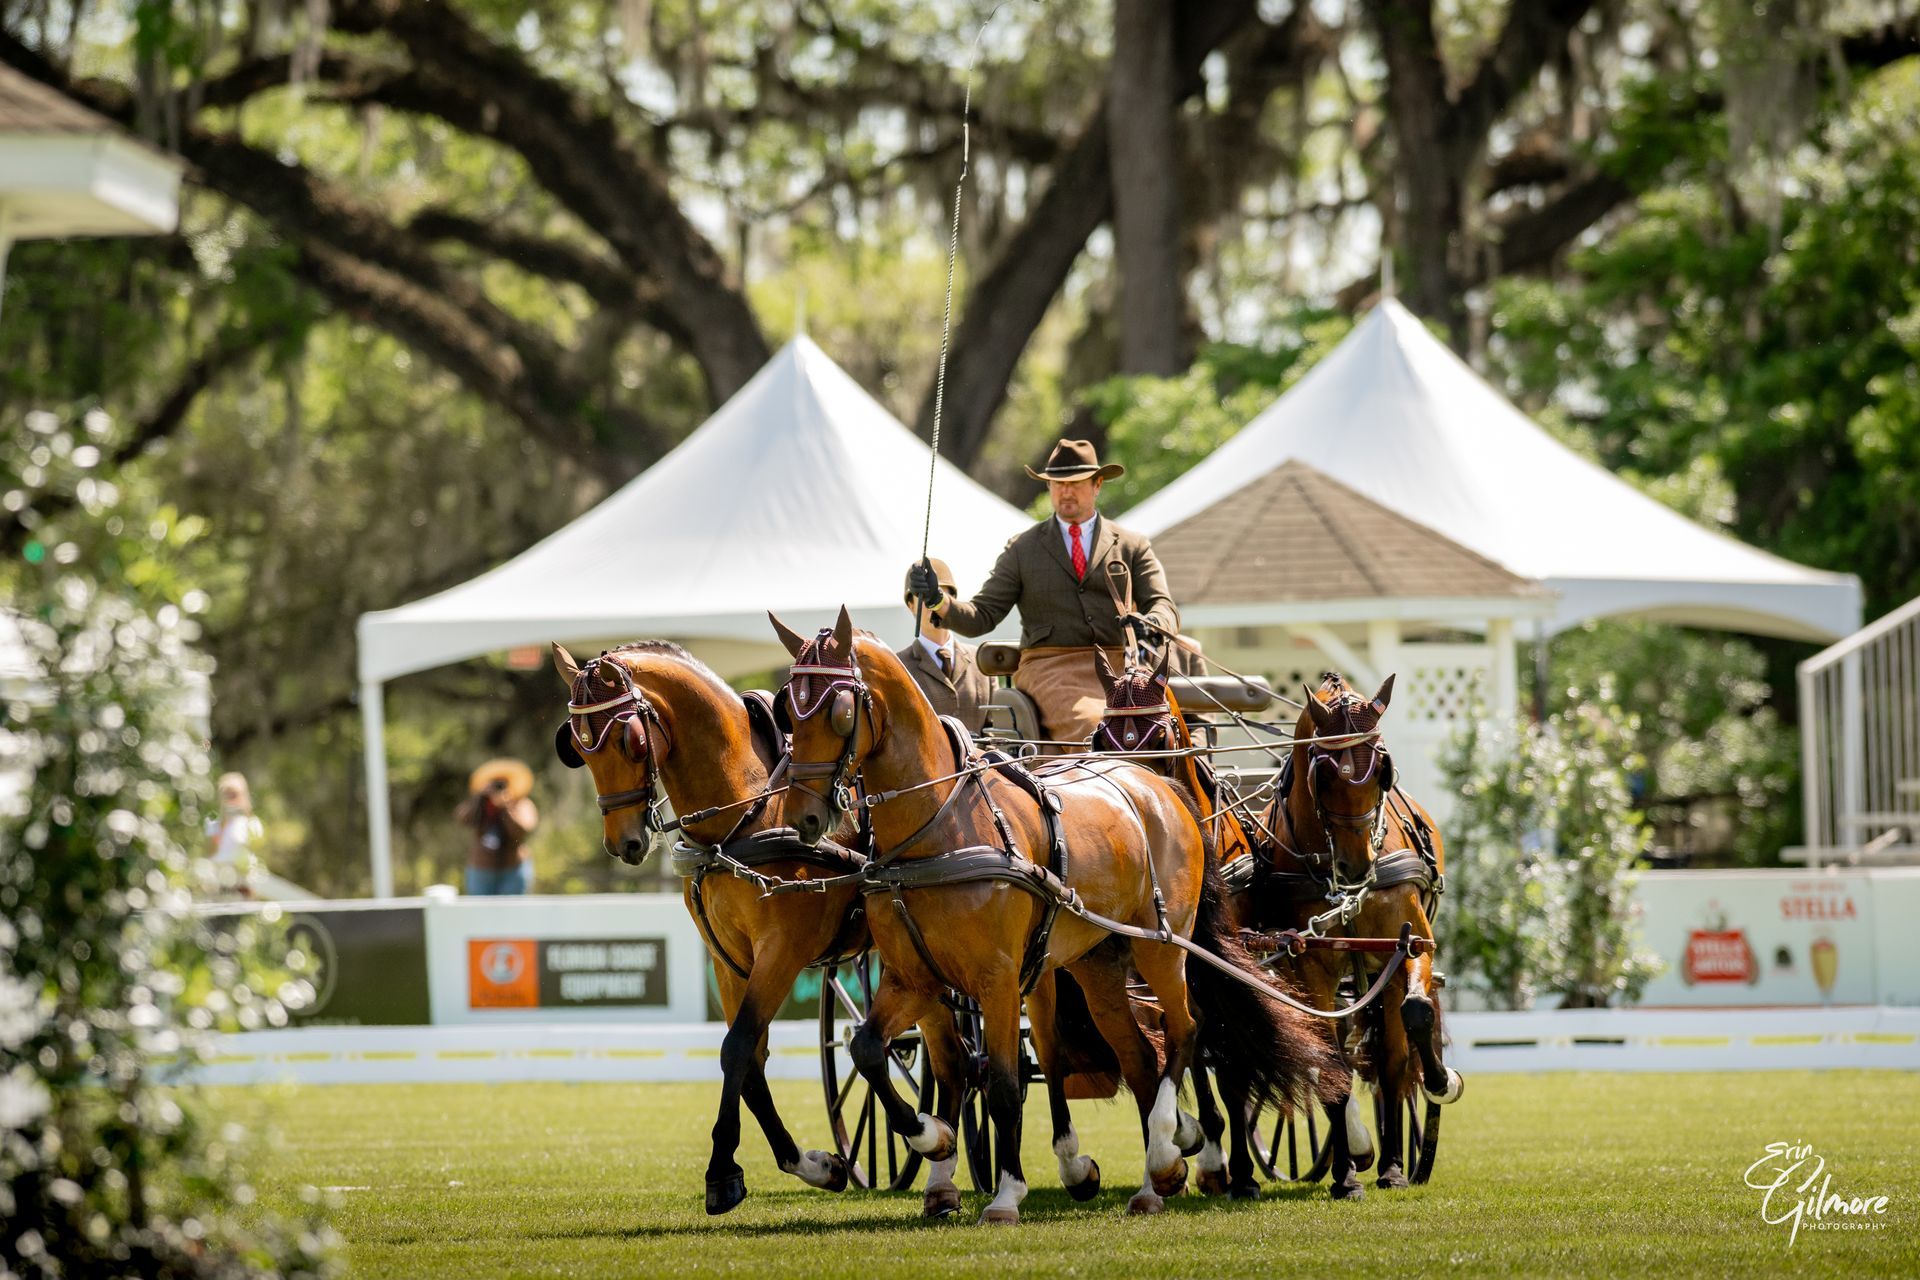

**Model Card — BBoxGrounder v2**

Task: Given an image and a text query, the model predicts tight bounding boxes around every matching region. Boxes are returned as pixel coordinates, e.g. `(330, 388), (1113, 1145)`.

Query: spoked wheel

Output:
(819, 954), (931, 1191)
(1247, 1094), (1334, 1183)
(948, 997), (1034, 1194)
(1409, 1096), (1441, 1184)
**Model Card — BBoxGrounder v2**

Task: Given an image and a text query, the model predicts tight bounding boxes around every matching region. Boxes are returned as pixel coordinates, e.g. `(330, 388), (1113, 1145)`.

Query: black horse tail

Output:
(1188, 850), (1346, 1112)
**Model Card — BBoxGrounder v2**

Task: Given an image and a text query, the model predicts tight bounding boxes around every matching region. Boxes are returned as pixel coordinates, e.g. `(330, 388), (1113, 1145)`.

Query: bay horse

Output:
(551, 641), (882, 1215)
(773, 608), (1340, 1225)
(1251, 671), (1462, 1196)
(1090, 648), (1291, 1200)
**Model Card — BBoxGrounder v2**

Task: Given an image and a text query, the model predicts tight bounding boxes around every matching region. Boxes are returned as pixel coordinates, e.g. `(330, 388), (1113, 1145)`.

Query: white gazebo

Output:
(0, 63), (183, 320)
(355, 336), (1028, 893)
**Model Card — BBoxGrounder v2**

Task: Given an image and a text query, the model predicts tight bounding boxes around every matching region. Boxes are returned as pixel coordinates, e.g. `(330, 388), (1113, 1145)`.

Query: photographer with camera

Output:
(455, 758), (540, 895)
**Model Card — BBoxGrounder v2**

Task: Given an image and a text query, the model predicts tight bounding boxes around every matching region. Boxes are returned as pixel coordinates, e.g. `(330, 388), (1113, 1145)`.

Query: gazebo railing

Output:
(1798, 595), (1920, 864)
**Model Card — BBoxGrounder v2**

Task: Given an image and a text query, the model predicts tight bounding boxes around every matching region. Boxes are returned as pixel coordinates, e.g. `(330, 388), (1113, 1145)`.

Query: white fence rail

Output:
(1798, 595), (1920, 864)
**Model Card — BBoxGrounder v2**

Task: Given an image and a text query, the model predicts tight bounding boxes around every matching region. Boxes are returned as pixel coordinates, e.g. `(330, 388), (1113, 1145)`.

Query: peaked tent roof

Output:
(1155, 459), (1548, 615)
(357, 337), (1028, 682)
(1125, 299), (1860, 643)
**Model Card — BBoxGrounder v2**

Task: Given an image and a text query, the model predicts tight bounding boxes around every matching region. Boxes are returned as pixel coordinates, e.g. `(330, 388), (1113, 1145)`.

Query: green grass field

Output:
(214, 1072), (1917, 1278)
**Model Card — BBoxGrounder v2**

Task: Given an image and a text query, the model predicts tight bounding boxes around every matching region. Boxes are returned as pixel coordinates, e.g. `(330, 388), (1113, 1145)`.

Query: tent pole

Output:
(361, 678), (395, 899)
(1531, 618), (1550, 724)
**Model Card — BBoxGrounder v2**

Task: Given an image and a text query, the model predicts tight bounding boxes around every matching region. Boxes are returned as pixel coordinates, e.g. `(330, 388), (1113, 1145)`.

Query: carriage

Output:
(805, 637), (1449, 1195)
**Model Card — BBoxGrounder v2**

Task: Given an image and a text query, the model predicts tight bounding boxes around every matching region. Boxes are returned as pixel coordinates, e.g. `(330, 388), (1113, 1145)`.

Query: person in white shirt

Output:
(206, 771), (264, 895)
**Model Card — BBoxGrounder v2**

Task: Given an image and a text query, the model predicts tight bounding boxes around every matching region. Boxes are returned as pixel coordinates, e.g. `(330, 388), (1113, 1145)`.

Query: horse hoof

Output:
(923, 1186), (962, 1219)
(1229, 1179), (1261, 1201)
(705, 1170), (747, 1216)
(1330, 1176), (1365, 1202)
(1066, 1157), (1102, 1202)
(1195, 1166), (1231, 1197)
(1377, 1168), (1410, 1190)
(1150, 1157), (1188, 1198)
(979, 1205), (1020, 1226)
(819, 1153), (849, 1193)
(1126, 1190), (1165, 1216)
(1174, 1111), (1205, 1157)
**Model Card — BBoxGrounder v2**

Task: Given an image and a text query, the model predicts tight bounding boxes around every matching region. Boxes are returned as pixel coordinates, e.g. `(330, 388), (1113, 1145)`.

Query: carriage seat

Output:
(981, 686), (1044, 746)
(1170, 674), (1275, 714)
(976, 640), (1022, 676)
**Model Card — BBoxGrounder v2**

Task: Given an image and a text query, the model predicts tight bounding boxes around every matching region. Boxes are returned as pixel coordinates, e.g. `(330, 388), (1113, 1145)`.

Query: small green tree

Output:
(1, 408), (335, 1278)
(1440, 699), (1663, 1010)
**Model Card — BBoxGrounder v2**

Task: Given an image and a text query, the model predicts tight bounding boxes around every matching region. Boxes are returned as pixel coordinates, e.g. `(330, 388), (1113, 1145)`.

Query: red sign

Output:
(1682, 929), (1759, 984)
(468, 938), (538, 1008)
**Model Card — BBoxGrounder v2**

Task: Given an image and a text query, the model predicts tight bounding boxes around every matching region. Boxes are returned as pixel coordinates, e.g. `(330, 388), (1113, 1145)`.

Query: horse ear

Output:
(552, 642), (581, 689)
(832, 605), (854, 656)
(1372, 672), (1396, 715)
(769, 612), (807, 657)
(1303, 683), (1335, 732)
(1094, 648), (1119, 698)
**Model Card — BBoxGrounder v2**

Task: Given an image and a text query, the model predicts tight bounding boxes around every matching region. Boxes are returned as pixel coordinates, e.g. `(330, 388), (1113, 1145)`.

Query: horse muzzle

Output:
(605, 835), (652, 866)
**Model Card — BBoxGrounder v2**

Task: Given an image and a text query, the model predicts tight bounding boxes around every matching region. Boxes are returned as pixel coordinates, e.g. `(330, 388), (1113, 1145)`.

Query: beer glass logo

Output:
(1810, 935), (1837, 1001)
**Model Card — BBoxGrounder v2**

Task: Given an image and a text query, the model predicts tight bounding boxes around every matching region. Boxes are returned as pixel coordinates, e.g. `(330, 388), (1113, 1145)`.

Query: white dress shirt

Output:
(916, 635), (953, 673)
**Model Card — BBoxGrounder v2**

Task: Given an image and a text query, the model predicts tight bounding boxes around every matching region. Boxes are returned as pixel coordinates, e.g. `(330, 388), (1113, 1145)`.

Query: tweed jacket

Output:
(937, 515), (1178, 651)
(895, 638), (995, 734)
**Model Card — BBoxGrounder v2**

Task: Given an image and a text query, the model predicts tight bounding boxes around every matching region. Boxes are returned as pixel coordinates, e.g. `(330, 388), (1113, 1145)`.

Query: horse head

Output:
(770, 606), (890, 847)
(551, 642), (675, 866)
(1092, 645), (1176, 753)
(1296, 671), (1397, 882)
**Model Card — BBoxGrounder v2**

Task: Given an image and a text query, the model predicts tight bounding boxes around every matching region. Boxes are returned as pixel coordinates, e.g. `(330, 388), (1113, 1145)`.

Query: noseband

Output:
(784, 634), (879, 817)
(1092, 700), (1172, 753)
(558, 656), (672, 825)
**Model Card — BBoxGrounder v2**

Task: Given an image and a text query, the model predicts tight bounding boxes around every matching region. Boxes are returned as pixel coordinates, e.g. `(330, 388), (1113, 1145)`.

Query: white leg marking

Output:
(1146, 1078), (1180, 1171)
(782, 1150), (839, 1188)
(926, 1154), (958, 1193)
(1173, 1110), (1202, 1152)
(1054, 1126), (1094, 1187)
(1196, 1139), (1226, 1175)
(987, 1171), (1028, 1215)
(1344, 1092), (1373, 1160)
(906, 1112), (948, 1155)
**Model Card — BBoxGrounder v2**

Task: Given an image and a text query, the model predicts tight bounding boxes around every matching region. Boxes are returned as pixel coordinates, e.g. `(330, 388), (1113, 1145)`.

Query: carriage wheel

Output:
(1410, 1097), (1442, 1184)
(1247, 1095), (1333, 1183)
(948, 998), (1034, 1194)
(819, 955), (930, 1192)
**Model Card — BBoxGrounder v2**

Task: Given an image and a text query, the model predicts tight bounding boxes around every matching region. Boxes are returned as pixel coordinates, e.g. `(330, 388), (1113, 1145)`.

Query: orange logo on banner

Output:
(469, 938), (537, 1008)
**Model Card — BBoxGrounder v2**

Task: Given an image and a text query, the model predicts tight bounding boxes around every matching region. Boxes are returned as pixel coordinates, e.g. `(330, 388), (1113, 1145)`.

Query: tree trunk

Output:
(1108, 0), (1188, 375)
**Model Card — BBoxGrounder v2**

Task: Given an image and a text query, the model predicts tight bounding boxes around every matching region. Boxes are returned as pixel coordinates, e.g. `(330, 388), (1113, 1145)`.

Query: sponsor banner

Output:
(469, 936), (669, 1011)
(1635, 871), (1878, 1006)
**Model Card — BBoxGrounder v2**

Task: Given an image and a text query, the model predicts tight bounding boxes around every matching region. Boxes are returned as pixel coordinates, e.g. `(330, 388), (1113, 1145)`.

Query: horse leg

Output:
(1218, 1060), (1261, 1198)
(975, 974), (1031, 1226)
(1399, 903), (1464, 1104)
(727, 941), (848, 1196)
(1127, 938), (1202, 1211)
(1374, 976), (1411, 1189)
(916, 1014), (968, 1219)
(848, 976), (952, 1162)
(1067, 954), (1172, 1216)
(1306, 958), (1364, 1201)
(1026, 970), (1101, 1203)
(1187, 1062), (1231, 1195)
(705, 960), (766, 1214)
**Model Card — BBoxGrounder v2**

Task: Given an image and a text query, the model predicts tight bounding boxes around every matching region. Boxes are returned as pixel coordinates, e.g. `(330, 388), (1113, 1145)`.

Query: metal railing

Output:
(1798, 595), (1920, 865)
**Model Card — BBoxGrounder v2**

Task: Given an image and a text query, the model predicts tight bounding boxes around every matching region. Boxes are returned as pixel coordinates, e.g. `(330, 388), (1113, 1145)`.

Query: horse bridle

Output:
(1091, 699), (1173, 753)
(1301, 703), (1391, 877)
(783, 634), (881, 817)
(556, 656), (673, 826)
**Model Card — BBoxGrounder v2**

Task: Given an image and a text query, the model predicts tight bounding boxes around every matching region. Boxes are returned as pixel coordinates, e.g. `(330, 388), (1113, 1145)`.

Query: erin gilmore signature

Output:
(1743, 1141), (1891, 1246)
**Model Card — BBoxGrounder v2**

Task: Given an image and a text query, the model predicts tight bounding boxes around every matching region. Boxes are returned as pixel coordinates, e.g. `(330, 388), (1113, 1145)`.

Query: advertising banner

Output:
(1634, 871), (1878, 1007)
(468, 936), (669, 1010)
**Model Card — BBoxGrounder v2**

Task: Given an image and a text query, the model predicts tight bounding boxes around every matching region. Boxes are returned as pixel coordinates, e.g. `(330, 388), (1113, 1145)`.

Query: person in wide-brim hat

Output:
(468, 758), (535, 802)
(1024, 437), (1125, 484)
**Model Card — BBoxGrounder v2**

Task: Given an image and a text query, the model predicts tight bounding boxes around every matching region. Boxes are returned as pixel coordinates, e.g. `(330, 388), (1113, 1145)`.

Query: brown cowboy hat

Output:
(469, 758), (535, 802)
(903, 557), (958, 606)
(1025, 437), (1125, 483)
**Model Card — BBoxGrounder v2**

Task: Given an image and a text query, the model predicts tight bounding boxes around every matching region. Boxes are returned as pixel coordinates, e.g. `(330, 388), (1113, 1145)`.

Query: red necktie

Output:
(1069, 522), (1087, 579)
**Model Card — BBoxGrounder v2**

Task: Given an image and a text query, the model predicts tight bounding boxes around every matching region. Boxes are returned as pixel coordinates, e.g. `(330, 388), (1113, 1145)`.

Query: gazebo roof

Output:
(0, 62), (182, 242)
(0, 61), (119, 133)
(1154, 459), (1551, 624)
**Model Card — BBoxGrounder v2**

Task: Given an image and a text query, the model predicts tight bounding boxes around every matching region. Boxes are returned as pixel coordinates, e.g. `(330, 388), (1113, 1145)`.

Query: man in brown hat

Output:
(455, 759), (539, 895)
(907, 438), (1177, 745)
(896, 557), (995, 733)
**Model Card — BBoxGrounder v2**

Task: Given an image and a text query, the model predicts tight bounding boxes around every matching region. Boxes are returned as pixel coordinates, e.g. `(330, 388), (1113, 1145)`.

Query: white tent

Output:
(355, 336), (1028, 893)
(1126, 298), (1861, 644)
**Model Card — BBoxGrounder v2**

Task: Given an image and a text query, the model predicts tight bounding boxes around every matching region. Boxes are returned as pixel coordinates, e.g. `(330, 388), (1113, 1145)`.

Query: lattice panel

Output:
(1402, 658), (1488, 723)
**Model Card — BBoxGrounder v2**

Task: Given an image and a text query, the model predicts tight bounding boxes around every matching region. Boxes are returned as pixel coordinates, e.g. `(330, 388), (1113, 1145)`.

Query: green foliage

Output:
(1, 409), (336, 1277)
(1441, 703), (1663, 1010)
